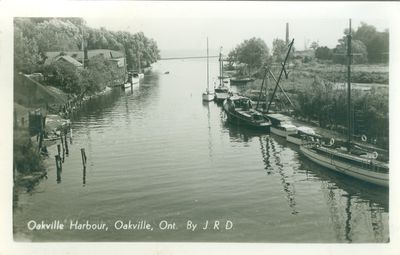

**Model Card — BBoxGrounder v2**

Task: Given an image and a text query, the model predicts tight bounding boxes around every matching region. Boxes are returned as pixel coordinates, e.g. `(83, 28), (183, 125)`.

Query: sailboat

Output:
(214, 48), (231, 103)
(202, 37), (214, 101)
(299, 20), (389, 187)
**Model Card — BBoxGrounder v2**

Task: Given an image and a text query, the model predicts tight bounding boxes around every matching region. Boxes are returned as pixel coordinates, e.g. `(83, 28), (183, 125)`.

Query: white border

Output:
(1, 1), (399, 254)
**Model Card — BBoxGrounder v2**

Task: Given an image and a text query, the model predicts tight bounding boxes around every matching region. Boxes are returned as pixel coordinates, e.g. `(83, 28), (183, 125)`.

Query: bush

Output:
(14, 129), (44, 174)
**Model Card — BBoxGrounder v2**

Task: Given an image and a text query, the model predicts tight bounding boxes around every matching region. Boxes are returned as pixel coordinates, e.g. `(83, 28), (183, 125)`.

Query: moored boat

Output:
(202, 91), (214, 101)
(123, 77), (139, 88)
(202, 38), (214, 102)
(287, 126), (320, 145)
(300, 143), (388, 187)
(214, 86), (230, 103)
(223, 95), (271, 130)
(214, 49), (231, 103)
(230, 77), (254, 85)
(299, 20), (389, 187)
(271, 123), (297, 137)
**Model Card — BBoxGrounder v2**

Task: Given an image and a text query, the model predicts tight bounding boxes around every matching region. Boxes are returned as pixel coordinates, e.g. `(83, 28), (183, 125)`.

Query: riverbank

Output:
(231, 62), (389, 149)
(13, 82), (114, 194)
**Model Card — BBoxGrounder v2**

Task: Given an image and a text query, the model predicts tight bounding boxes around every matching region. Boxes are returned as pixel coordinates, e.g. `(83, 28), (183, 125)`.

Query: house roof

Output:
(56, 55), (83, 67)
(45, 49), (125, 65)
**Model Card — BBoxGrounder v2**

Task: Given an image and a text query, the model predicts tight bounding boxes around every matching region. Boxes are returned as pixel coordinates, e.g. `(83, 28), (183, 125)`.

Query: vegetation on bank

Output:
(13, 17), (161, 179)
(14, 129), (45, 175)
(14, 18), (160, 73)
(227, 22), (389, 149)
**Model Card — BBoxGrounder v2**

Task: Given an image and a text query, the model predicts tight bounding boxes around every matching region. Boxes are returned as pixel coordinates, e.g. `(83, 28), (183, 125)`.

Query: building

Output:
(45, 49), (125, 66)
(53, 55), (84, 69)
(45, 49), (127, 86)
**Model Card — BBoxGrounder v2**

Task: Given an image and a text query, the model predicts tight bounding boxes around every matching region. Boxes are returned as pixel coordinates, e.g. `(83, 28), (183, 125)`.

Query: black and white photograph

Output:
(1, 0), (399, 254)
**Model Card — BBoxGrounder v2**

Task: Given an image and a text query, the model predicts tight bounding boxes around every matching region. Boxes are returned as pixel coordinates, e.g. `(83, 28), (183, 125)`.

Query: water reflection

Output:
(261, 135), (299, 215)
(203, 101), (213, 159)
(223, 121), (388, 242)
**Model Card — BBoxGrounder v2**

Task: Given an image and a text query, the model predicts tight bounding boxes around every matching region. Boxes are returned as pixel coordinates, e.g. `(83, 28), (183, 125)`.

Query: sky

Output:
(83, 1), (392, 57)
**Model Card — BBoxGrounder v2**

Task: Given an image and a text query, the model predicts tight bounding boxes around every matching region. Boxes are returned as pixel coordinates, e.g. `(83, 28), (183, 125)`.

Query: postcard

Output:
(1, 1), (399, 254)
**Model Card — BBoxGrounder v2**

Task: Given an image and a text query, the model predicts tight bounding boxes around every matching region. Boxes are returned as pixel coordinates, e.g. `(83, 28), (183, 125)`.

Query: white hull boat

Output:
(271, 123), (297, 137)
(300, 144), (388, 187)
(202, 92), (214, 101)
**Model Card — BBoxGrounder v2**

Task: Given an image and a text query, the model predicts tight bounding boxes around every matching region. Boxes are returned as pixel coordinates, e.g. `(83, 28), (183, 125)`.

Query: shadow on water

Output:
(262, 133), (388, 242)
(222, 118), (388, 242)
(71, 71), (161, 122)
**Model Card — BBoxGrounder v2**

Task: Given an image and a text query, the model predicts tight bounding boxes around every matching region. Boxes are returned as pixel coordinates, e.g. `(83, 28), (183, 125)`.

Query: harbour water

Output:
(13, 59), (389, 242)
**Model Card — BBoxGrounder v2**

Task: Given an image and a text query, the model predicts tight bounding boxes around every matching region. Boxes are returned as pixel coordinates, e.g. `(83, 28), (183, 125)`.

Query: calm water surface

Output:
(13, 59), (389, 242)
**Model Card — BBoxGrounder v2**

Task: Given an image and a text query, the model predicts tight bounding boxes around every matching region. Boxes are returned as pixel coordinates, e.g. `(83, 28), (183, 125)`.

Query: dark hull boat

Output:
(223, 95), (271, 130)
(230, 77), (254, 85)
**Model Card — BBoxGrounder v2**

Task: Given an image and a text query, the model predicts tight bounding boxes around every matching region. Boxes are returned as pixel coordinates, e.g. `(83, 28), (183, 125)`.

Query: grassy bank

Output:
(237, 63), (389, 149)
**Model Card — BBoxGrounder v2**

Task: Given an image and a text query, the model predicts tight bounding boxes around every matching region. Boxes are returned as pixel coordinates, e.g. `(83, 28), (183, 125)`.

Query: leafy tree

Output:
(346, 22), (389, 63)
(333, 39), (368, 64)
(14, 26), (43, 73)
(226, 47), (238, 70)
(272, 38), (287, 63)
(34, 19), (81, 53)
(44, 61), (83, 94)
(86, 55), (114, 92)
(367, 31), (389, 63)
(236, 37), (269, 75)
(315, 46), (333, 60)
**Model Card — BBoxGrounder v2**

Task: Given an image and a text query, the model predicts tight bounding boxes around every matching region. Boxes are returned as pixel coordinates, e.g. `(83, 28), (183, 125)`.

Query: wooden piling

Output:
(64, 133), (69, 155)
(57, 144), (61, 157)
(55, 155), (62, 183)
(81, 148), (87, 168)
(83, 166), (86, 186)
(21, 117), (25, 127)
(61, 134), (65, 162)
(70, 127), (73, 144)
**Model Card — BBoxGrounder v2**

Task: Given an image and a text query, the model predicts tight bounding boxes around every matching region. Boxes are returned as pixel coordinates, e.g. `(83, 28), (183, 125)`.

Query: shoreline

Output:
(13, 85), (116, 199)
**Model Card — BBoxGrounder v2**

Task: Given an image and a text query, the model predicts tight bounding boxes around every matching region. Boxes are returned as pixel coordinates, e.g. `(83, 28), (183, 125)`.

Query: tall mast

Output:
(347, 19), (352, 148)
(207, 37), (209, 92)
(219, 47), (223, 87)
(138, 52), (141, 73)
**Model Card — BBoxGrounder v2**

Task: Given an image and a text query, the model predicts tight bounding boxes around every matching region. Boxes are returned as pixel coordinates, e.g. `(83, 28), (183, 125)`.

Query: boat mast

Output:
(347, 19), (352, 149)
(219, 47), (223, 87)
(207, 37), (209, 92)
(138, 51), (141, 73)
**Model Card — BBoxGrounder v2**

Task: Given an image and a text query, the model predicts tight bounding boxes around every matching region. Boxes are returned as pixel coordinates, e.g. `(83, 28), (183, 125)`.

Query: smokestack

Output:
(286, 23), (289, 45)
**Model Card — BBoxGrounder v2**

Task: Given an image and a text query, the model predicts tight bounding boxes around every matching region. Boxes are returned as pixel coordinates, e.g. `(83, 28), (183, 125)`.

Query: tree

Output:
(34, 19), (81, 53)
(367, 31), (389, 63)
(14, 26), (43, 73)
(272, 38), (287, 63)
(315, 46), (333, 60)
(44, 61), (83, 94)
(352, 22), (389, 63)
(226, 47), (239, 70)
(333, 39), (368, 64)
(236, 37), (269, 75)
(310, 41), (319, 50)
